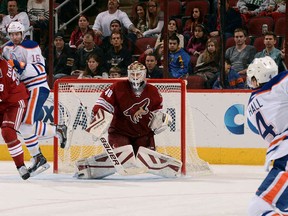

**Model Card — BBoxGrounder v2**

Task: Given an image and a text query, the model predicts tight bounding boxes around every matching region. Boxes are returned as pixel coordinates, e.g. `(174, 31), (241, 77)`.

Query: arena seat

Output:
(186, 75), (206, 89)
(247, 16), (274, 38)
(133, 37), (157, 56)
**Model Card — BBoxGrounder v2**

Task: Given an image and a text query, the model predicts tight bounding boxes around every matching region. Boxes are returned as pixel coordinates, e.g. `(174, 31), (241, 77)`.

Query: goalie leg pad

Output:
(76, 154), (116, 179)
(136, 146), (182, 178)
(76, 145), (140, 179)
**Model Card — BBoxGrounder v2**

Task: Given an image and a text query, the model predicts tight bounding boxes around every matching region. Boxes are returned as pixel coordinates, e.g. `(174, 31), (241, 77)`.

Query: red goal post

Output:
(53, 79), (211, 175)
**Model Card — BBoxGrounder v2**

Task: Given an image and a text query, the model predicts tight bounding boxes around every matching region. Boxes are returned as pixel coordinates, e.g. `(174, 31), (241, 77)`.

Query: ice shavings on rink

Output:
(0, 162), (266, 216)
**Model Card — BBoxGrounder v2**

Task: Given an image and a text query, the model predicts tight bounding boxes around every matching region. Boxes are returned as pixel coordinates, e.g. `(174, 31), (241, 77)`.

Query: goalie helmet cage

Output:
(53, 79), (211, 176)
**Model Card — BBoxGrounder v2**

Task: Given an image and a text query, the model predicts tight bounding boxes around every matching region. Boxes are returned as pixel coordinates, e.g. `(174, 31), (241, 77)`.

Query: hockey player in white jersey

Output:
(3, 21), (67, 176)
(246, 56), (288, 216)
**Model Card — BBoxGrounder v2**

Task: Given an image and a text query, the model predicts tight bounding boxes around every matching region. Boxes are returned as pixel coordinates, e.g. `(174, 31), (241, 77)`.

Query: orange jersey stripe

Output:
(25, 89), (38, 124)
(263, 172), (288, 204)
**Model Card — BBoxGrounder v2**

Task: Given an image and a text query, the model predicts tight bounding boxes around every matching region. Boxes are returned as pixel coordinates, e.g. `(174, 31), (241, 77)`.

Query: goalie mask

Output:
(127, 61), (147, 90)
(246, 56), (278, 88)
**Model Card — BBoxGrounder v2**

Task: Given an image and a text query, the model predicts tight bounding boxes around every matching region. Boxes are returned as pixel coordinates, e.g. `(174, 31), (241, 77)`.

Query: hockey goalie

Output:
(75, 61), (182, 179)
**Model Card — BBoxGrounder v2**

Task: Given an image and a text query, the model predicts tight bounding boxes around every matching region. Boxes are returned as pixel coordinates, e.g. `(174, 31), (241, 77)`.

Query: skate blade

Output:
(30, 164), (50, 177)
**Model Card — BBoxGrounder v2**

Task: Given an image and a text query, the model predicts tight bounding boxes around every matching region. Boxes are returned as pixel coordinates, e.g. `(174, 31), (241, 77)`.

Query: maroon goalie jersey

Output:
(93, 80), (163, 137)
(0, 58), (29, 106)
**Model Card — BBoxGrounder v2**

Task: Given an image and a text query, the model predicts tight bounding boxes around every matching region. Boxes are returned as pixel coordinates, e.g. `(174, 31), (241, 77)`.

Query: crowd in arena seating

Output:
(0, 0), (286, 89)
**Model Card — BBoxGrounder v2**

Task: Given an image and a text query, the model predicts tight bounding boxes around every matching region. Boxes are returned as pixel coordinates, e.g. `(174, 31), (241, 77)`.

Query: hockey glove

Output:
(8, 59), (26, 75)
(148, 111), (172, 134)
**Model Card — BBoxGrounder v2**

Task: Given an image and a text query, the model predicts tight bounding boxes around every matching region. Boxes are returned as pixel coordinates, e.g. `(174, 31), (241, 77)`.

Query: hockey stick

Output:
(70, 87), (147, 176)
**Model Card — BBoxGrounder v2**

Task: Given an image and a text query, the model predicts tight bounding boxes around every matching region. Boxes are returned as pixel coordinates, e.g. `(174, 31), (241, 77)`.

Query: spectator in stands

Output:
(168, 34), (191, 78)
(77, 54), (107, 79)
(92, 0), (142, 38)
(208, 0), (242, 39)
(186, 24), (208, 68)
(143, 0), (164, 37)
(0, 0), (30, 39)
(237, 0), (273, 16)
(100, 19), (129, 52)
(27, 0), (49, 46)
(213, 58), (245, 89)
(145, 53), (163, 78)
(132, 2), (148, 34)
(0, 0), (27, 15)
(109, 66), (122, 78)
(69, 15), (100, 50)
(72, 33), (104, 73)
(257, 1), (286, 23)
(196, 37), (220, 66)
(194, 38), (220, 88)
(183, 7), (204, 44)
(225, 28), (257, 77)
(186, 24), (208, 56)
(43, 32), (75, 80)
(139, 41), (164, 67)
(254, 31), (282, 69)
(104, 31), (132, 76)
(145, 18), (184, 56)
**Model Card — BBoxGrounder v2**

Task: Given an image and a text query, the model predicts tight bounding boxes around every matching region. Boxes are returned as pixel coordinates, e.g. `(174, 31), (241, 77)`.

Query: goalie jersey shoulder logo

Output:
(123, 98), (150, 124)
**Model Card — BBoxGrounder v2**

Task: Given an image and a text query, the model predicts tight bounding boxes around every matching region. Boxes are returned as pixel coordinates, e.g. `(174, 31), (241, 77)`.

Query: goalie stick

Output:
(71, 87), (147, 176)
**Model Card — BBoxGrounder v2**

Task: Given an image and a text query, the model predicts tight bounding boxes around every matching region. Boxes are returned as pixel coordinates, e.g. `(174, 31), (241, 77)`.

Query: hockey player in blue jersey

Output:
(246, 56), (288, 215)
(3, 21), (67, 176)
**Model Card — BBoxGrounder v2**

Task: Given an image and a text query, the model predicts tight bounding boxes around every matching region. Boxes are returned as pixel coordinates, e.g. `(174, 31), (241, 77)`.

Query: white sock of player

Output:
(35, 121), (56, 139)
(23, 134), (40, 157)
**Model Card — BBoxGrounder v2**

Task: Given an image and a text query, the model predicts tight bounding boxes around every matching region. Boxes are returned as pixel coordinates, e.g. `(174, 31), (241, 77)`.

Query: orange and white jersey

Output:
(20, 63), (49, 91)
(3, 39), (45, 65)
(247, 71), (288, 170)
(3, 39), (48, 91)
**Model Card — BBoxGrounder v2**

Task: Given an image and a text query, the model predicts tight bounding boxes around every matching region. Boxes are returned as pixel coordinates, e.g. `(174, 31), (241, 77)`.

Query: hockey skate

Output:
(28, 152), (50, 177)
(56, 124), (67, 148)
(17, 165), (30, 180)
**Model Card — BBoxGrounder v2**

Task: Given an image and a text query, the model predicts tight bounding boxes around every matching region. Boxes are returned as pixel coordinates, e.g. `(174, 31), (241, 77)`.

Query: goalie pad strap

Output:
(136, 146), (182, 178)
(76, 145), (141, 179)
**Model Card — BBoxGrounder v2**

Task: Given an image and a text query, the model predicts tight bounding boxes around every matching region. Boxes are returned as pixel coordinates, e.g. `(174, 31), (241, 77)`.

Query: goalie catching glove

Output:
(148, 111), (172, 134)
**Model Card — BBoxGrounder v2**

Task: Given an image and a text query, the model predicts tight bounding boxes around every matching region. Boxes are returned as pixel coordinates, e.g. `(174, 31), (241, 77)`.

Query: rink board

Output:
(0, 90), (267, 165)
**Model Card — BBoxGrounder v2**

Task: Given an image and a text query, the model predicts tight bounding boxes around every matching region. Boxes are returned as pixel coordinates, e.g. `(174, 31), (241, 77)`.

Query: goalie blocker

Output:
(76, 146), (182, 179)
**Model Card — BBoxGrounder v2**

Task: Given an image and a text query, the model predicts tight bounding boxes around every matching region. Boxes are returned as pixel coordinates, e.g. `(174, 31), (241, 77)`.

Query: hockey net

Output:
(53, 79), (211, 175)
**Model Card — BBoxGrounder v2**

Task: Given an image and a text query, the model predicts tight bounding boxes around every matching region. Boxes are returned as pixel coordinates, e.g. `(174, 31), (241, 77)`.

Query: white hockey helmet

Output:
(246, 56), (278, 88)
(7, 21), (25, 36)
(127, 61), (147, 90)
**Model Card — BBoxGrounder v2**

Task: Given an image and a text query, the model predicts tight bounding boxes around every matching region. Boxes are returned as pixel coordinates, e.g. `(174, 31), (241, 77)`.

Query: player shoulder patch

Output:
(21, 40), (39, 49)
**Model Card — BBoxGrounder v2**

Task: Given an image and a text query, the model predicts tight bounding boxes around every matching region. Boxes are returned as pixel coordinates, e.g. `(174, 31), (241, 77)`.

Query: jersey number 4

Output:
(256, 112), (276, 140)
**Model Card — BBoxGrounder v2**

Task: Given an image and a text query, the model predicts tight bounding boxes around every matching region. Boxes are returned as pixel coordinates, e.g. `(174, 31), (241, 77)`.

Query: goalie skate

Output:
(28, 153), (50, 177)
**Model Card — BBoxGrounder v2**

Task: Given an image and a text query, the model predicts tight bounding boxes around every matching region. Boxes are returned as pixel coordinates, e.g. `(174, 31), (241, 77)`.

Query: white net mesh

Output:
(54, 79), (211, 175)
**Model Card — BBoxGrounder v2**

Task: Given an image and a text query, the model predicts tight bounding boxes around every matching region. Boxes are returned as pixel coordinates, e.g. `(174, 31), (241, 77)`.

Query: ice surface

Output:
(0, 162), (266, 216)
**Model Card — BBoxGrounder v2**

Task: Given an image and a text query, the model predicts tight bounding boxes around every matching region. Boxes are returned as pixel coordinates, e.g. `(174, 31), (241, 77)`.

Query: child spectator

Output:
(213, 59), (245, 89)
(186, 24), (208, 67)
(183, 7), (204, 44)
(196, 37), (220, 66)
(109, 66), (122, 78)
(186, 24), (208, 56)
